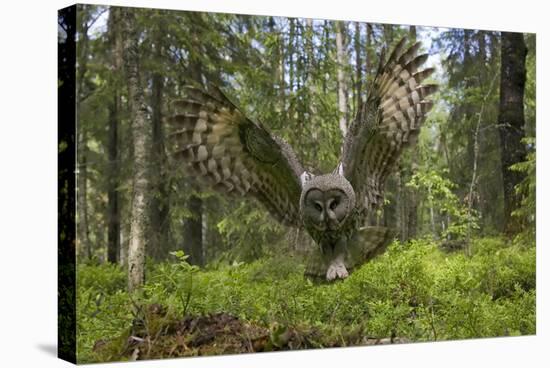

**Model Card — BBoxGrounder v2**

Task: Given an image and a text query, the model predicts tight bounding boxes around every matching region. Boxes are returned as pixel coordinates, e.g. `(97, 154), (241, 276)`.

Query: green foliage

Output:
(407, 169), (478, 239)
(433, 29), (508, 234)
(524, 33), (536, 137)
(217, 202), (286, 261)
(145, 251), (199, 314)
(77, 237), (535, 362)
(76, 264), (132, 363)
(76, 5), (536, 266)
(510, 137), (536, 246)
(74, 9), (536, 362)
(77, 263), (127, 294)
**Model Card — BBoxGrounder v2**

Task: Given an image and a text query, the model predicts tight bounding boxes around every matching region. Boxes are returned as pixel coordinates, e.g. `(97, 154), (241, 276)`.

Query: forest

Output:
(60, 4), (535, 363)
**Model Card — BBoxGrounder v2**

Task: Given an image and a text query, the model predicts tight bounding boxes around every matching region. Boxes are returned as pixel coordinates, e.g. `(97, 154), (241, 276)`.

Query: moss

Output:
(76, 237), (536, 363)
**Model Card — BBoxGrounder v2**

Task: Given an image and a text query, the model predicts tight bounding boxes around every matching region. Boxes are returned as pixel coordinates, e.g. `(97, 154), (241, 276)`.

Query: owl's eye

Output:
(329, 199), (340, 210)
(314, 203), (323, 212)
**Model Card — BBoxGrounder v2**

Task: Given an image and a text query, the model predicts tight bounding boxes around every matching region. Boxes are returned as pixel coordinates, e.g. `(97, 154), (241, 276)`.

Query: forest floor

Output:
(92, 307), (408, 361)
(77, 237), (535, 363)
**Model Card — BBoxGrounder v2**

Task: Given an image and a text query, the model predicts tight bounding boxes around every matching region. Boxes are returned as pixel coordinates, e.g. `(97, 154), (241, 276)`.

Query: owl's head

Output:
(300, 174), (356, 231)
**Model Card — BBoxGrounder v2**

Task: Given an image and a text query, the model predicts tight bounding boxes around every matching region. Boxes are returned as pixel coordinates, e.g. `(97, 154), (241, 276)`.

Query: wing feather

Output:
(342, 38), (437, 214)
(167, 85), (305, 226)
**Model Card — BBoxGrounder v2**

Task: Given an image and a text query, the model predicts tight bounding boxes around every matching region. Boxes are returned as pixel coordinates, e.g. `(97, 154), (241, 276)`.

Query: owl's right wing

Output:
(166, 85), (305, 227)
(340, 38), (437, 213)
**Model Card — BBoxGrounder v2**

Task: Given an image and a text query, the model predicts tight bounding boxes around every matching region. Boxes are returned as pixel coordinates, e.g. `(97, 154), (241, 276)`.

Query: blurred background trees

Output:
(74, 5), (535, 279)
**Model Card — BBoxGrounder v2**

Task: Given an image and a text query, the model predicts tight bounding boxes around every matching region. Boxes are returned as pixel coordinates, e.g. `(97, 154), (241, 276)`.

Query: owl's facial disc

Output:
(303, 188), (350, 231)
(325, 189), (349, 226)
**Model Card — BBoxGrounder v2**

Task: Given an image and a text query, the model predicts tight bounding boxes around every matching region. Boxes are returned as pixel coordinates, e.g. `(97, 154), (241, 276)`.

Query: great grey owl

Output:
(167, 38), (437, 281)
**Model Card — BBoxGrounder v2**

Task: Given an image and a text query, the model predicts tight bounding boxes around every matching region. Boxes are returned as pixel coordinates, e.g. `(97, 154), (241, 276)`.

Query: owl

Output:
(167, 38), (437, 281)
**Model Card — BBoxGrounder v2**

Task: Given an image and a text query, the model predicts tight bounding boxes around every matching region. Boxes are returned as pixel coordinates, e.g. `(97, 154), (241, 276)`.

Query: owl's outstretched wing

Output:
(341, 38), (437, 213)
(167, 85), (304, 226)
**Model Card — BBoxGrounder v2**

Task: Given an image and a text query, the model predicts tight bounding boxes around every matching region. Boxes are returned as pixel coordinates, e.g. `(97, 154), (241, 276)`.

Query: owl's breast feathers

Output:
(305, 206), (360, 246)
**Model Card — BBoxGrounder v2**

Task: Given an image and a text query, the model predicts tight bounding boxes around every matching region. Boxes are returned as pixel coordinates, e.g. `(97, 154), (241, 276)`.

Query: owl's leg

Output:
(325, 238), (349, 281)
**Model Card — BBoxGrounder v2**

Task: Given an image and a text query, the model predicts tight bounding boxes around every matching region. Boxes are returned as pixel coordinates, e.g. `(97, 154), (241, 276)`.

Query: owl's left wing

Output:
(341, 38), (437, 213)
(167, 85), (305, 226)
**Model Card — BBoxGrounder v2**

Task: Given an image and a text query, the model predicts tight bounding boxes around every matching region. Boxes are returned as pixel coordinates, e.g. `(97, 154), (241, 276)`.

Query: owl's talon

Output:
(326, 262), (349, 281)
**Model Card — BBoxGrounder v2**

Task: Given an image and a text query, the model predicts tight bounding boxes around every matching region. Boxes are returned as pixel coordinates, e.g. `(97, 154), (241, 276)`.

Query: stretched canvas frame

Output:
(58, 2), (536, 365)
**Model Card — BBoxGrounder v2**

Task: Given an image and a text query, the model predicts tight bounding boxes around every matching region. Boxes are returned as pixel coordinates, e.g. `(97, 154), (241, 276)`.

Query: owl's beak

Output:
(326, 209), (338, 230)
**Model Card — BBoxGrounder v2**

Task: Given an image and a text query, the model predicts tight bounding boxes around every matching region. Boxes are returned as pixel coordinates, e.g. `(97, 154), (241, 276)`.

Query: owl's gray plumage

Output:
(300, 174), (356, 232)
(342, 38), (437, 215)
(167, 86), (304, 225)
(167, 38), (437, 281)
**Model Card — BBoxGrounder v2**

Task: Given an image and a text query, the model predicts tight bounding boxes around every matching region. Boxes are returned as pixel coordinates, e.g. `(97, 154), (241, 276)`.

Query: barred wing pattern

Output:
(342, 38), (438, 213)
(167, 86), (304, 226)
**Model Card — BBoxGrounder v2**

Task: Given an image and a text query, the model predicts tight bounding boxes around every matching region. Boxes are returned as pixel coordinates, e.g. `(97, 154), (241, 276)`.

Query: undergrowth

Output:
(76, 237), (535, 363)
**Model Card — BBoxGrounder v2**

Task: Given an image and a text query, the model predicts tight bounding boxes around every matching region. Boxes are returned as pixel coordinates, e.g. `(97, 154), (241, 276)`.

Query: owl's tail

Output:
(304, 226), (395, 279)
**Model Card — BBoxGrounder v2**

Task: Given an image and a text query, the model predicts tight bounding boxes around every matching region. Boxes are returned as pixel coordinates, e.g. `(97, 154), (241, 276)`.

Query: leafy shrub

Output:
(510, 137), (536, 246)
(407, 169), (479, 239)
(76, 264), (132, 363)
(77, 263), (126, 294)
(76, 237), (536, 362)
(217, 202), (287, 261)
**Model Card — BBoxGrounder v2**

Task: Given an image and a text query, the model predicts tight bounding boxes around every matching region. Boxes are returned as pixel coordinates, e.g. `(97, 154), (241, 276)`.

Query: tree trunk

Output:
(121, 8), (150, 292)
(120, 216), (130, 267)
(180, 20), (206, 266)
(405, 25), (418, 241)
(269, 17), (285, 117)
(463, 29), (476, 168)
(335, 21), (348, 138)
(498, 32), (528, 235)
(428, 186), (436, 236)
(322, 21), (330, 95)
(106, 8), (122, 264)
(119, 228), (125, 265)
(406, 163), (418, 239)
(354, 22), (362, 112)
(288, 18), (296, 121)
(409, 25), (417, 41)
(276, 19), (286, 118)
(305, 18), (319, 145)
(183, 195), (204, 266)
(365, 24), (372, 78)
(76, 12), (91, 259)
(383, 24), (394, 46)
(396, 170), (405, 241)
(148, 24), (172, 261)
(107, 95), (120, 263)
(466, 110), (481, 254)
(466, 72), (498, 252)
(77, 130), (91, 259)
(279, 32), (286, 118)
(295, 20), (305, 158)
(305, 18), (314, 80)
